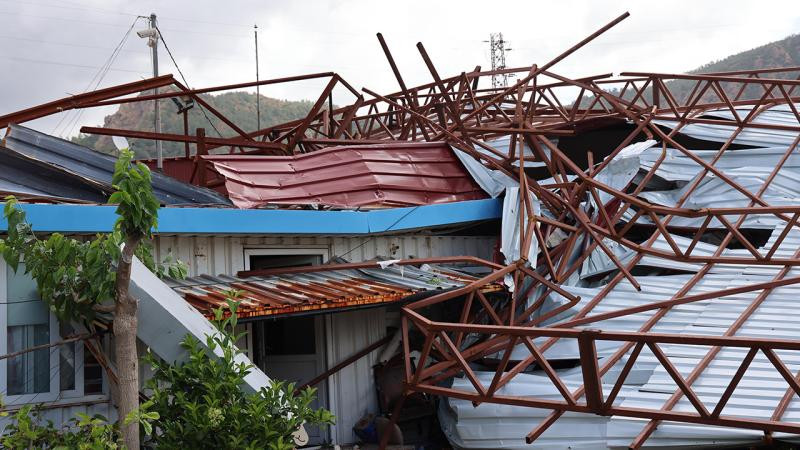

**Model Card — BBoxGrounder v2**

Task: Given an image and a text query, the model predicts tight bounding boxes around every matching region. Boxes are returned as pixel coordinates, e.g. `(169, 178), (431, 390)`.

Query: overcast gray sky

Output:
(2, 0), (799, 137)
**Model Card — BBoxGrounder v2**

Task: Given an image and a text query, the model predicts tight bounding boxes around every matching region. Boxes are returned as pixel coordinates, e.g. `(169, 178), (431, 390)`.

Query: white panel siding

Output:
(326, 307), (386, 445)
(151, 232), (495, 445)
(154, 234), (497, 278)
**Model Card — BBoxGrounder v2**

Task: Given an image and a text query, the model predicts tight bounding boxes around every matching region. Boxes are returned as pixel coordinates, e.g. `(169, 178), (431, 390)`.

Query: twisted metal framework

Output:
(5, 11), (800, 448)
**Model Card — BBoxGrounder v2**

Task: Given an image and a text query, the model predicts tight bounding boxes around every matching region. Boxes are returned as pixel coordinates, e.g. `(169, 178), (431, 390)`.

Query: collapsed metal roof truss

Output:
(6, 10), (800, 448)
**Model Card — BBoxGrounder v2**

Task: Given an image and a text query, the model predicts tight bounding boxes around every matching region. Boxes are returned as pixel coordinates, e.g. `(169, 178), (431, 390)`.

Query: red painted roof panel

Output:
(202, 142), (487, 209)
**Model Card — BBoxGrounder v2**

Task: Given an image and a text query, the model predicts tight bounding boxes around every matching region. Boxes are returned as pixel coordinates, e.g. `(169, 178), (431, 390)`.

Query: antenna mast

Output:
(254, 24), (261, 131)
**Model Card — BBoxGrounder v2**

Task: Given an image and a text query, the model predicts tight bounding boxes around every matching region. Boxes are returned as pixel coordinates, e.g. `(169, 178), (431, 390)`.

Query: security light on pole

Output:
(137, 14), (163, 169)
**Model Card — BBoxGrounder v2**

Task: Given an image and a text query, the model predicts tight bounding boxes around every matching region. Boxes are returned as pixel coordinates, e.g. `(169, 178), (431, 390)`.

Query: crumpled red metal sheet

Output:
(202, 141), (487, 209)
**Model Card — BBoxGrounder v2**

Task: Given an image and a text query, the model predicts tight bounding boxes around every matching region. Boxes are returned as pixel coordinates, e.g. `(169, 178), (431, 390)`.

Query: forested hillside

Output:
(72, 90), (313, 158)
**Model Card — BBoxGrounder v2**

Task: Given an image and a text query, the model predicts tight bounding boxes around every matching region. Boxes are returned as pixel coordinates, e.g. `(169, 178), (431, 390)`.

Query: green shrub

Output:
(143, 294), (335, 449)
(0, 405), (122, 449)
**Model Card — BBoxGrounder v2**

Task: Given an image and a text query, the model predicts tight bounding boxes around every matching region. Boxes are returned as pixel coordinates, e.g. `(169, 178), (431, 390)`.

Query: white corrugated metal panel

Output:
(440, 371), (613, 449)
(639, 146), (800, 182)
(449, 267), (800, 448)
(153, 234), (494, 445)
(153, 234), (497, 278)
(608, 271), (800, 446)
(439, 102), (800, 448)
(581, 227), (800, 279)
(639, 168), (800, 211)
(447, 230), (800, 446)
(326, 307), (386, 444)
(594, 140), (658, 204)
(654, 103), (800, 147)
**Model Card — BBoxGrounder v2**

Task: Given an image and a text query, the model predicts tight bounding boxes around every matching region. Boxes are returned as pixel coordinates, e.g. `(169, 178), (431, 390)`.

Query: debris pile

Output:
(4, 11), (800, 448)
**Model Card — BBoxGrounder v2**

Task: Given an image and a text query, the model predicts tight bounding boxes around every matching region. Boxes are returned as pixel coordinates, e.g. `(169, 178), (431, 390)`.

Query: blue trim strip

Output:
(0, 199), (501, 235)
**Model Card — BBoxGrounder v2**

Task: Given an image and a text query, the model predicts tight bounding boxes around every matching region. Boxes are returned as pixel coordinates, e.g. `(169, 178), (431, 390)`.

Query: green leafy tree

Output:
(0, 149), (185, 448)
(144, 294), (335, 450)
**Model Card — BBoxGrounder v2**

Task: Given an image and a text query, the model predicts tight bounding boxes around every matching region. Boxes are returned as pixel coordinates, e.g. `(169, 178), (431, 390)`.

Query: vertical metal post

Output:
(182, 110), (189, 158)
(327, 92), (333, 136)
(196, 128), (207, 187)
(149, 13), (163, 169)
(578, 329), (604, 413)
(254, 24), (261, 131)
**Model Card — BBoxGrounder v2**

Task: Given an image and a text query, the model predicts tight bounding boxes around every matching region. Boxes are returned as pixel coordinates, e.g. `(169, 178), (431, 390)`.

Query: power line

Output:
(0, 34), (252, 64)
(0, 299), (43, 304)
(155, 24), (224, 138)
(0, 55), (144, 74)
(0, 0), (136, 17)
(53, 15), (142, 137)
(0, 9), (251, 38)
(337, 206), (421, 260)
(0, 0), (259, 29)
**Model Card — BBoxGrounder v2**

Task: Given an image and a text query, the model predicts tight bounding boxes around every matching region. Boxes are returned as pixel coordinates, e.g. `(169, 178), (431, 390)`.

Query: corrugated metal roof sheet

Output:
(2, 125), (232, 206)
(202, 141), (488, 209)
(167, 261), (499, 319)
(0, 148), (108, 202)
(442, 124), (800, 448)
(655, 103), (800, 147)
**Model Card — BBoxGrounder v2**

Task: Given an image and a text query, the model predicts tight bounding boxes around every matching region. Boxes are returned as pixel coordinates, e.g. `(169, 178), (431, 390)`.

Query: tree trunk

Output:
(114, 236), (142, 450)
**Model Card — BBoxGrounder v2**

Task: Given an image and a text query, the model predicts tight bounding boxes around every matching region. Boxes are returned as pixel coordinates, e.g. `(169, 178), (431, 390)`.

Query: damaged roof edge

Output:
(0, 198), (502, 235)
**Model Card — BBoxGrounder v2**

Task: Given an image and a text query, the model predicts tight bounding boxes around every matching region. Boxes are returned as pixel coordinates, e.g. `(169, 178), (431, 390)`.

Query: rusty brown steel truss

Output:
(5, 11), (800, 448)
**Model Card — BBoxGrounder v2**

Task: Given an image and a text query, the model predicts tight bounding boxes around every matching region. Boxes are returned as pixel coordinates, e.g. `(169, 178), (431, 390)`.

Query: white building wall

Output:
(325, 307), (386, 444)
(153, 234), (497, 278)
(151, 233), (495, 445)
(0, 232), (493, 443)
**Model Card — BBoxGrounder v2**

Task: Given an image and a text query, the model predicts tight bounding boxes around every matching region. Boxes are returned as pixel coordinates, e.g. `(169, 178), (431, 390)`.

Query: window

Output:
(263, 316), (316, 355)
(244, 248), (329, 271)
(1, 260), (105, 405)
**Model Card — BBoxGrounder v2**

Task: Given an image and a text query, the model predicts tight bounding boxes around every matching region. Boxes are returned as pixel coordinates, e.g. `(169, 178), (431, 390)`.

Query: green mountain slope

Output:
(668, 33), (800, 102)
(73, 90), (314, 158)
(692, 33), (800, 75)
(583, 33), (800, 107)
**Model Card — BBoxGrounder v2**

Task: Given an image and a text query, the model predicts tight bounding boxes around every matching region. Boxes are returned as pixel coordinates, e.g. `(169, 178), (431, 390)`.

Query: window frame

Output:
(0, 258), (107, 406)
(243, 247), (330, 271)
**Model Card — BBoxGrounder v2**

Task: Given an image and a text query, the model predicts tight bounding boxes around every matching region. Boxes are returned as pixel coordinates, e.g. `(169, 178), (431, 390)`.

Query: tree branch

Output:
(93, 304), (116, 313)
(0, 333), (97, 361)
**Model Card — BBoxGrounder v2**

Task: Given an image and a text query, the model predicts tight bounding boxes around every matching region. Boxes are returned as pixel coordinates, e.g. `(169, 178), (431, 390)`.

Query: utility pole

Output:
(485, 33), (513, 89)
(138, 13), (162, 168)
(254, 24), (261, 131)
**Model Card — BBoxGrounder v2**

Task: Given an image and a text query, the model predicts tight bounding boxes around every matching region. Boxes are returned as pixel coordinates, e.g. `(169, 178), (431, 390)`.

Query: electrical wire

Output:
(155, 24), (224, 138)
(0, 34), (251, 63)
(51, 15), (142, 137)
(336, 205), (421, 260)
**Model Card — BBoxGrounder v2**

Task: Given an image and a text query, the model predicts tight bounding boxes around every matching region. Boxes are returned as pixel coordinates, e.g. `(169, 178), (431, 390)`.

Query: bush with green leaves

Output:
(144, 294), (335, 450)
(0, 405), (121, 450)
(0, 401), (158, 450)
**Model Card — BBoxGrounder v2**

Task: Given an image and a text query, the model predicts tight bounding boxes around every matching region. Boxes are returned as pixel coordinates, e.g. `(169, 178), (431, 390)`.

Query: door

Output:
(258, 316), (328, 444)
(245, 248), (330, 444)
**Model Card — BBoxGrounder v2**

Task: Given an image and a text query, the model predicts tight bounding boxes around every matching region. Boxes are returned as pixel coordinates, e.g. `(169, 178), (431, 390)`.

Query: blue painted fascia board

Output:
(0, 199), (501, 235)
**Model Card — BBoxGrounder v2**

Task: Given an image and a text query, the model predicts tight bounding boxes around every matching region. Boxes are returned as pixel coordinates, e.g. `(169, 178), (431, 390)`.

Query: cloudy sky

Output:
(2, 0), (799, 137)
